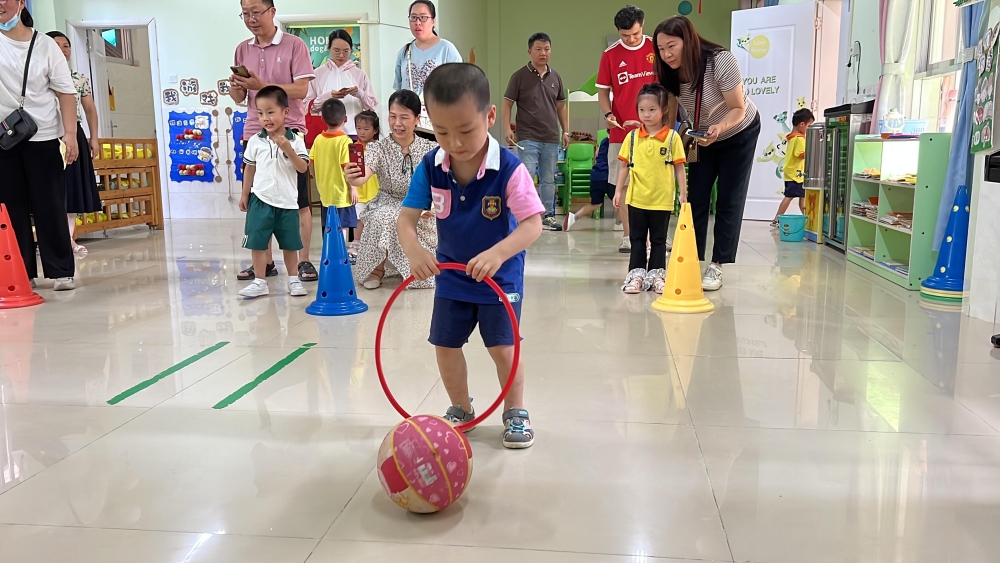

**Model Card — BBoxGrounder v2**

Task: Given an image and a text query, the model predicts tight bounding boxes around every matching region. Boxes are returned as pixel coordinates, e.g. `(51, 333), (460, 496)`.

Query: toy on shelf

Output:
(79, 138), (163, 236)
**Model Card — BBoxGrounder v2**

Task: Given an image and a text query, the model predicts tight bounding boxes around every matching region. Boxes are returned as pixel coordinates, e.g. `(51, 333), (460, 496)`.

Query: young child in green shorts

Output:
(239, 85), (311, 299)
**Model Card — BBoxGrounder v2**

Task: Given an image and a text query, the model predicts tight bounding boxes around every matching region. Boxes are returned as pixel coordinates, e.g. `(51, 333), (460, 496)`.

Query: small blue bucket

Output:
(778, 214), (806, 242)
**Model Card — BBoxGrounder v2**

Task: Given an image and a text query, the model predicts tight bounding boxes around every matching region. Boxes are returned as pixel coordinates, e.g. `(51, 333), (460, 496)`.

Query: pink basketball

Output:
(376, 415), (474, 513)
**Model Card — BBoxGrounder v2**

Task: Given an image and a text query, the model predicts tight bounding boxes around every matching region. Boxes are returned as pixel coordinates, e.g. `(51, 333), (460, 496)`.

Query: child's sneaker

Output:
(288, 278), (307, 297)
(239, 279), (269, 299)
(622, 268), (645, 294)
(563, 212), (577, 231)
(647, 268), (666, 294)
(443, 401), (475, 433)
(618, 237), (631, 253)
(348, 241), (360, 265)
(502, 408), (534, 449)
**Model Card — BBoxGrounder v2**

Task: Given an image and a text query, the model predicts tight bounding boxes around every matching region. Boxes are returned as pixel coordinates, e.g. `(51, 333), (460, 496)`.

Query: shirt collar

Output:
(638, 125), (670, 142)
(321, 131), (347, 138)
(620, 36), (649, 52)
(435, 135), (500, 180)
(527, 62), (550, 77)
(251, 28), (284, 47)
(257, 127), (296, 140)
(786, 132), (805, 140)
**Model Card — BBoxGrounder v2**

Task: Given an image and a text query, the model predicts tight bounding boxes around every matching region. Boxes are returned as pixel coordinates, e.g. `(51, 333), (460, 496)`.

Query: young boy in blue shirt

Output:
(399, 63), (545, 449)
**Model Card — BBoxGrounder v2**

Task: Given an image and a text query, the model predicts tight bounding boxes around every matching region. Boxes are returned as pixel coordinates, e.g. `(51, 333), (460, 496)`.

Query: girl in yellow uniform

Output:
(613, 84), (687, 295)
(351, 110), (381, 260)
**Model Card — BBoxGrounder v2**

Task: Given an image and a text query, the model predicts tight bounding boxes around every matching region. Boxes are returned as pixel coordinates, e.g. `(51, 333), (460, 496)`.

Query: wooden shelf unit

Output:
(77, 138), (163, 236)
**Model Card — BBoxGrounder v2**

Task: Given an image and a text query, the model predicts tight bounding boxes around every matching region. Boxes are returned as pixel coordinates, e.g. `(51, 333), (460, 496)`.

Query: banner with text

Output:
(731, 3), (818, 220)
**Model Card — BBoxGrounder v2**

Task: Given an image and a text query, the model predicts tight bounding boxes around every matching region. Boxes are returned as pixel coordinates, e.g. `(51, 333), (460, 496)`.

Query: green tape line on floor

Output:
(107, 342), (231, 405)
(212, 343), (318, 410)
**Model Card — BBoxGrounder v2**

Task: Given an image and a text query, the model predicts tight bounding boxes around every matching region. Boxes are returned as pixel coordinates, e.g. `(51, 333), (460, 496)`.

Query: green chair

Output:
(559, 143), (594, 211)
(596, 129), (609, 145)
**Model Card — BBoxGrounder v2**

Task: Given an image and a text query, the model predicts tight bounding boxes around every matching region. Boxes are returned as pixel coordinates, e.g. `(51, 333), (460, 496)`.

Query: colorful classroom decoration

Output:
(169, 111), (215, 183)
(233, 111), (247, 182)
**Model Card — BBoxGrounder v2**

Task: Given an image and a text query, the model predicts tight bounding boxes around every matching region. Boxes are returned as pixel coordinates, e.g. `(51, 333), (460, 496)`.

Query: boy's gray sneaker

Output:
(443, 400), (475, 432)
(502, 408), (534, 449)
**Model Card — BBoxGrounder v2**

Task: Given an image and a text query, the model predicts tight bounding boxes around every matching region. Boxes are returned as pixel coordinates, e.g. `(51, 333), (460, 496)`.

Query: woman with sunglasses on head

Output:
(344, 90), (438, 290)
(393, 0), (462, 137)
(0, 1), (79, 291)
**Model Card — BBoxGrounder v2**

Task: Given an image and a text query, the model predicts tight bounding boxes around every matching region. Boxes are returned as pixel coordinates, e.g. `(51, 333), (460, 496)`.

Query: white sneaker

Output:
(702, 263), (723, 292)
(613, 220), (624, 232)
(53, 277), (75, 291)
(665, 237), (673, 252)
(647, 268), (666, 294)
(563, 212), (577, 231)
(622, 268), (646, 294)
(618, 237), (631, 254)
(239, 279), (269, 299)
(288, 279), (307, 297)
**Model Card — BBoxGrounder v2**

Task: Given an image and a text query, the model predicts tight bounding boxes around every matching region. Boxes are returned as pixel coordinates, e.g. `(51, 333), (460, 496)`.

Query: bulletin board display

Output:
(233, 111), (247, 182)
(168, 111), (214, 183)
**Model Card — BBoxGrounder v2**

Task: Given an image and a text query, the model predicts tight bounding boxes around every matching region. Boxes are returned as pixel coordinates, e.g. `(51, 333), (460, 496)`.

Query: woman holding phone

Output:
(653, 16), (760, 292)
(344, 90), (437, 290)
(305, 29), (377, 138)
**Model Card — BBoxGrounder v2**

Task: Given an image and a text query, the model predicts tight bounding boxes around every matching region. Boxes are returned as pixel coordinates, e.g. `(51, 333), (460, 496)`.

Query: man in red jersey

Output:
(596, 5), (655, 253)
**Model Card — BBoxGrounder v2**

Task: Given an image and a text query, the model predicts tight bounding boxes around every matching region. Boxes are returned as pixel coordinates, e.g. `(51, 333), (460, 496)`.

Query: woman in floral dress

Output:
(346, 90), (437, 289)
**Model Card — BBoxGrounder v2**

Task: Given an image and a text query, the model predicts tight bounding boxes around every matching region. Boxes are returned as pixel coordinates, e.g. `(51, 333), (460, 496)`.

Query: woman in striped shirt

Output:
(653, 16), (760, 292)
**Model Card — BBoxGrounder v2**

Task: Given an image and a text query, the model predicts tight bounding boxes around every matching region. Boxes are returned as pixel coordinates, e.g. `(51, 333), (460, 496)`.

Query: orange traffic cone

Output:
(652, 203), (714, 314)
(0, 204), (44, 309)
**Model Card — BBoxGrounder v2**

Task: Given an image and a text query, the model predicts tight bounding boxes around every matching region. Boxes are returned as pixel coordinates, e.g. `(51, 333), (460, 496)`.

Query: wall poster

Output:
(971, 22), (999, 153)
(285, 24), (362, 68)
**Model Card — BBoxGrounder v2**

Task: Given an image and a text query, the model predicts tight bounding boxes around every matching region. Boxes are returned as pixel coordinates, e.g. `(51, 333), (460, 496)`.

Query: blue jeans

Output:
(518, 140), (559, 217)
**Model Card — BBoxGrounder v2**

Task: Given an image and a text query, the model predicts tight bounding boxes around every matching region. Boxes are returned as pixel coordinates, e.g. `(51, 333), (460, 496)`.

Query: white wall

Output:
(48, 0), (423, 219)
(106, 27), (156, 138)
(845, 0), (881, 103)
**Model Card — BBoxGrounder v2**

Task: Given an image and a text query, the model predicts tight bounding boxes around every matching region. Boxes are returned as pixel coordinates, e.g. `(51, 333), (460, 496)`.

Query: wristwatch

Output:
(604, 112), (614, 118)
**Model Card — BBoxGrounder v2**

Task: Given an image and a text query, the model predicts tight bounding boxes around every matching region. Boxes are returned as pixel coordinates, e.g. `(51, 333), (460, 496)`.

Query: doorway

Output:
(69, 26), (156, 139)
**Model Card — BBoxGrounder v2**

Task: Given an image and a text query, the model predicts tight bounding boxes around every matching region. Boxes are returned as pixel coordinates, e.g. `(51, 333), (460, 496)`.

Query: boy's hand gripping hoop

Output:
(375, 262), (521, 432)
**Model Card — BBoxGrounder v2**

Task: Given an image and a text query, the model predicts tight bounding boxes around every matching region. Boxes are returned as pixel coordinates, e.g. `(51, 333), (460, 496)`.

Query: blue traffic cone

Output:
(921, 185), (970, 300)
(306, 207), (368, 316)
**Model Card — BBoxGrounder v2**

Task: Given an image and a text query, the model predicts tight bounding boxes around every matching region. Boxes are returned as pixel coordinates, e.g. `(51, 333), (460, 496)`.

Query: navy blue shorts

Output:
(784, 181), (805, 198)
(591, 181), (616, 205)
(429, 297), (523, 348)
(321, 205), (358, 229)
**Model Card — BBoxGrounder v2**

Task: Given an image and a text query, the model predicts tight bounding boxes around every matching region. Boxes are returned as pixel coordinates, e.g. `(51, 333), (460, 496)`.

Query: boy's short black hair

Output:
(255, 85), (288, 109)
(615, 5), (644, 30)
(321, 98), (347, 127)
(424, 63), (491, 113)
(528, 32), (551, 48)
(792, 108), (815, 127)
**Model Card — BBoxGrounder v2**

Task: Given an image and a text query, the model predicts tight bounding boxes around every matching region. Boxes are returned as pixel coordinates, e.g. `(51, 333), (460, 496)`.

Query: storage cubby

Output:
(845, 134), (950, 290)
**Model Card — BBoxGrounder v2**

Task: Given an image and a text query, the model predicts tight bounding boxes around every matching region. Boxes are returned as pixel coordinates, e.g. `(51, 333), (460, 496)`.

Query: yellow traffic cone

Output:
(652, 203), (715, 314)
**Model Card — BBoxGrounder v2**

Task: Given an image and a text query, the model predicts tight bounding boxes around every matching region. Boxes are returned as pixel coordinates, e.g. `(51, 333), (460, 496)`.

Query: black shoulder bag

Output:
(1, 31), (39, 151)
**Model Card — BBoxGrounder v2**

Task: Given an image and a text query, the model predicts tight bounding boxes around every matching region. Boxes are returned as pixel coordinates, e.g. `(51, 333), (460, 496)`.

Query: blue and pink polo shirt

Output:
(402, 136), (545, 305)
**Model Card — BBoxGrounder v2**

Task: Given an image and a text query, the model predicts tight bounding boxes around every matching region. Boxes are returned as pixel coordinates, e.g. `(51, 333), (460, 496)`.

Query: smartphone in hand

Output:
(231, 65), (251, 79)
(349, 142), (365, 170)
(687, 130), (709, 139)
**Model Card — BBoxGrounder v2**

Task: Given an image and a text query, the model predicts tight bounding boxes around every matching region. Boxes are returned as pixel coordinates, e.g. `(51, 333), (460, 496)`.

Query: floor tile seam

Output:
(687, 420), (737, 563)
(954, 397), (1000, 435)
(688, 421), (1000, 438)
(0, 521), (320, 540)
(0, 405), (151, 501)
(315, 537), (736, 561)
(318, 377), (440, 538)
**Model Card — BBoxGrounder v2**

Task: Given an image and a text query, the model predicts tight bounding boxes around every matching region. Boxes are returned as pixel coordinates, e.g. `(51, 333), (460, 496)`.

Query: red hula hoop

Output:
(375, 262), (520, 432)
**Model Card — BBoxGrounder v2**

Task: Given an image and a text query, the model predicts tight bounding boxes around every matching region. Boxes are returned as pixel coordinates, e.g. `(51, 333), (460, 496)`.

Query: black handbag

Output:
(0, 31), (39, 151)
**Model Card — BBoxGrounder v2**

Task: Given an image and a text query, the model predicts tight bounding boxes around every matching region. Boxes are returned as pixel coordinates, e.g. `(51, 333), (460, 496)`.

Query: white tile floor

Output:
(1, 218), (999, 563)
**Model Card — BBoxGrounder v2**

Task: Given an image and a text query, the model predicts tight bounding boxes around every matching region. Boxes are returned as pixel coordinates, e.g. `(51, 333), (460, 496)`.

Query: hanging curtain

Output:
(934, 1), (985, 250)
(874, 0), (918, 123)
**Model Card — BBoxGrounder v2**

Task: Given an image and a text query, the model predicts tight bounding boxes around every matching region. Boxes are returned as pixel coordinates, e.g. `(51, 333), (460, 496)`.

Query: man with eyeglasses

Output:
(230, 0), (318, 283)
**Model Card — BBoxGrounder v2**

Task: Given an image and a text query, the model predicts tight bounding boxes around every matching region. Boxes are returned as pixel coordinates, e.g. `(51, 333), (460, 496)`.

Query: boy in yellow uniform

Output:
(771, 108), (815, 227)
(309, 99), (357, 246)
(612, 84), (687, 295)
